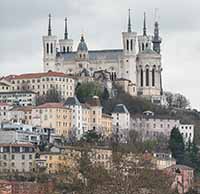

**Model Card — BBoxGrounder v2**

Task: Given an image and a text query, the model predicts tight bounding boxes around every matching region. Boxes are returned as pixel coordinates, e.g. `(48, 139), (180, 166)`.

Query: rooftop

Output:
(3, 71), (70, 81)
(112, 104), (129, 113)
(64, 96), (81, 106)
(36, 103), (65, 109)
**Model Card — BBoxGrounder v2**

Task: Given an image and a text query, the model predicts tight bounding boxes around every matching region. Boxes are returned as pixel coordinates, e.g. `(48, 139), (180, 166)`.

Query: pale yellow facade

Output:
(101, 114), (113, 137)
(32, 103), (72, 136)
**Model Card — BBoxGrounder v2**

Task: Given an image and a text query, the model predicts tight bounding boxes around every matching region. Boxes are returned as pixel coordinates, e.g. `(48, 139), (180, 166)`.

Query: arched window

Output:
(146, 68), (149, 86)
(152, 68), (155, 86)
(131, 40), (133, 51)
(80, 54), (82, 58)
(63, 46), (66, 53)
(46, 43), (49, 54)
(140, 69), (143, 87)
(142, 43), (145, 51)
(146, 43), (148, 48)
(127, 40), (129, 51)
(50, 43), (53, 54)
(67, 47), (70, 53)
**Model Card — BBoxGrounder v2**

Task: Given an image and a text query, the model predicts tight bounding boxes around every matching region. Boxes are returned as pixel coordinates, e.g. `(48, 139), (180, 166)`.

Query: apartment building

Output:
(0, 91), (36, 106)
(32, 103), (72, 137)
(0, 143), (35, 173)
(179, 124), (194, 144)
(4, 71), (75, 99)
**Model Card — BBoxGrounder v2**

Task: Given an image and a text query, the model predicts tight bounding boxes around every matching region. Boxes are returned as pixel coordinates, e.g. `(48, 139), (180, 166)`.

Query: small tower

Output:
(59, 18), (73, 53)
(138, 13), (152, 52)
(121, 9), (137, 84)
(152, 21), (162, 54)
(43, 14), (57, 72)
(76, 34), (89, 71)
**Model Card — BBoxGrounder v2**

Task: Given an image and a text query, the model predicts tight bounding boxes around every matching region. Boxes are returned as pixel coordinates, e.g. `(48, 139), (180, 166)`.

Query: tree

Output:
(76, 81), (104, 103)
(36, 88), (62, 105)
(80, 130), (102, 144)
(164, 91), (174, 107)
(169, 127), (185, 163)
(173, 93), (190, 109)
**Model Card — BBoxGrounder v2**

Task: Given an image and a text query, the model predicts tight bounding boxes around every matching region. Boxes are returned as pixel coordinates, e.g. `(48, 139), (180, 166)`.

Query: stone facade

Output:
(43, 12), (163, 100)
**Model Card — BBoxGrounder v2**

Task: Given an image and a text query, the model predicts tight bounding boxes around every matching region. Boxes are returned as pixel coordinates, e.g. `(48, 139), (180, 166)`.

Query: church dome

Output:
(77, 35), (88, 52)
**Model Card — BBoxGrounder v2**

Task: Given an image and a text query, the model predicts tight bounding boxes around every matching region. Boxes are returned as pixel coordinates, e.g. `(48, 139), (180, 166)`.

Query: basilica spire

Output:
(48, 14), (52, 36)
(64, 17), (68, 39)
(128, 8), (132, 32)
(143, 12), (147, 36)
(152, 20), (161, 54)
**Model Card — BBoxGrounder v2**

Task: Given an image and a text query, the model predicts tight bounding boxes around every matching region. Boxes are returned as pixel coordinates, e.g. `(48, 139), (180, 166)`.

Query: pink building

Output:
(164, 164), (194, 194)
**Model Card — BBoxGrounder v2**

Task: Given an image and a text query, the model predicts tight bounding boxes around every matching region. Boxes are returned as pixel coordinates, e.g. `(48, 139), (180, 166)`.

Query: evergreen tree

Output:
(169, 127), (185, 163)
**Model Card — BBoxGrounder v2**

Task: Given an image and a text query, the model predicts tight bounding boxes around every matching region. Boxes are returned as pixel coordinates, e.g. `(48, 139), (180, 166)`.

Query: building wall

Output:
(101, 114), (113, 137)
(32, 105), (72, 137)
(0, 144), (35, 173)
(9, 74), (75, 99)
(179, 124), (194, 144)
(0, 92), (36, 107)
(131, 117), (180, 139)
(112, 112), (130, 130)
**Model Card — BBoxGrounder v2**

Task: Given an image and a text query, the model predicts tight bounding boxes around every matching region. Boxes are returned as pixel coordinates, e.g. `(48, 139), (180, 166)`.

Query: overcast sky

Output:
(0, 0), (199, 110)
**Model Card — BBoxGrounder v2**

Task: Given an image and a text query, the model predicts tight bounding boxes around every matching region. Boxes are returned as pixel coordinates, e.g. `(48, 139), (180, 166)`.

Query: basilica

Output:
(42, 11), (163, 100)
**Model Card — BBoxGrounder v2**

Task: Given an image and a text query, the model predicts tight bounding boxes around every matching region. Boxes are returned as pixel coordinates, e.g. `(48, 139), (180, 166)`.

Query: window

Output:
(141, 69), (143, 87)
(126, 39), (129, 51)
(146, 68), (149, 86)
(11, 155), (15, 160)
(22, 155), (25, 160)
(152, 69), (155, 86)
(29, 155), (32, 160)
(130, 39), (133, 51)
(47, 43), (49, 54)
(50, 43), (53, 54)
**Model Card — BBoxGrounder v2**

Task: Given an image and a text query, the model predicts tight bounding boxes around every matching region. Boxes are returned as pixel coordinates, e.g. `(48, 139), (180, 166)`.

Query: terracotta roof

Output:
(4, 71), (70, 80)
(11, 106), (34, 112)
(36, 103), (65, 109)
(0, 143), (34, 147)
(0, 102), (10, 106)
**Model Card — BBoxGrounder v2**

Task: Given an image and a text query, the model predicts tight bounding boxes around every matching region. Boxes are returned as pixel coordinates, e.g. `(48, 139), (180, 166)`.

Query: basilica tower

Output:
(121, 9), (137, 84)
(59, 18), (73, 53)
(43, 14), (57, 72)
(136, 14), (162, 97)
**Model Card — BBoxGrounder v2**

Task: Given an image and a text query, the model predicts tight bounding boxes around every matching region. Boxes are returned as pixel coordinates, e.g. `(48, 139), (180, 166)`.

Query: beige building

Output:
(0, 143), (35, 173)
(32, 103), (72, 136)
(101, 114), (113, 137)
(86, 96), (103, 131)
(3, 71), (75, 99)
(38, 145), (112, 174)
(115, 78), (137, 96)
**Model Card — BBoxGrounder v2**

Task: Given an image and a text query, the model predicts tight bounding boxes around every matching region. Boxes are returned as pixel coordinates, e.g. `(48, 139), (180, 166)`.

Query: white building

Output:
(179, 124), (194, 144)
(42, 12), (163, 102)
(0, 91), (36, 106)
(112, 104), (130, 142)
(3, 71), (75, 99)
(64, 96), (83, 139)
